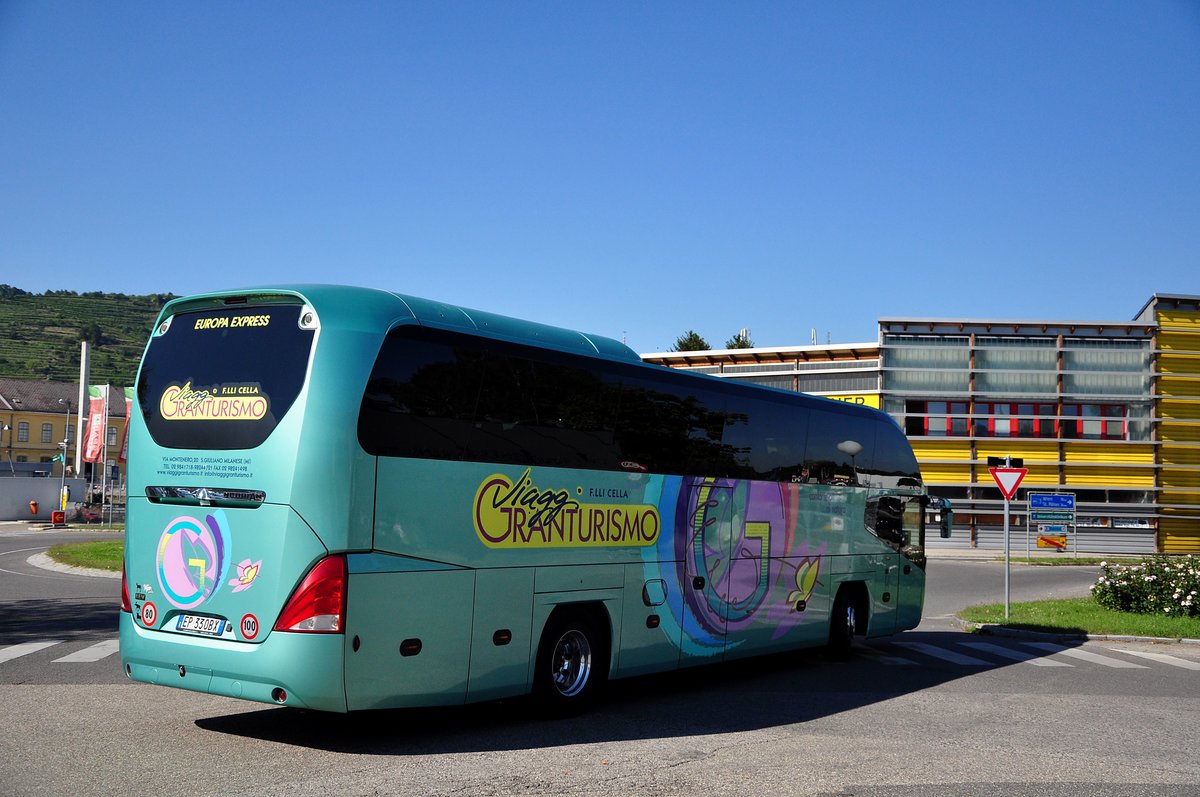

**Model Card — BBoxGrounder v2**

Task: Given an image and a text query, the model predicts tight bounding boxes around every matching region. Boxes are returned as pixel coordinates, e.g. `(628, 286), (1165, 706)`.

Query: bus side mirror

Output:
(925, 496), (953, 538)
(936, 497), (953, 538)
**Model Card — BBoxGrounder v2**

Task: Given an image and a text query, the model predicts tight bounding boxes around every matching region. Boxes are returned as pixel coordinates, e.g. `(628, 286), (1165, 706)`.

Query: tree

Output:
(725, 329), (754, 349)
(78, 321), (106, 347)
(671, 330), (711, 352)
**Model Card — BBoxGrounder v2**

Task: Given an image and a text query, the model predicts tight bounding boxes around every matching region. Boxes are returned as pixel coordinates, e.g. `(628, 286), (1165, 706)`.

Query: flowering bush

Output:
(1091, 555), (1200, 617)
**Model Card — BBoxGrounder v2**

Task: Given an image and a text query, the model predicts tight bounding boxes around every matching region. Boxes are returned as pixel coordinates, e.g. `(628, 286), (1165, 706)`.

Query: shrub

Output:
(1091, 555), (1200, 617)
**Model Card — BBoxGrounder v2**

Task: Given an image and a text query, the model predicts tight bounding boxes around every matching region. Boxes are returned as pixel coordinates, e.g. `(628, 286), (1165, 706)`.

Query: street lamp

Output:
(837, 439), (863, 485)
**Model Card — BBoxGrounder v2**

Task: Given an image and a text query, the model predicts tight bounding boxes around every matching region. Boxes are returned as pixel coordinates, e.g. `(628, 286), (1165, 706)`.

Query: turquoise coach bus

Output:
(119, 285), (950, 713)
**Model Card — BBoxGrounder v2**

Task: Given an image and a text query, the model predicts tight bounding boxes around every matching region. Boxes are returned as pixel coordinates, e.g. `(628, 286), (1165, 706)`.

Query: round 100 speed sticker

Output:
(240, 614), (259, 640)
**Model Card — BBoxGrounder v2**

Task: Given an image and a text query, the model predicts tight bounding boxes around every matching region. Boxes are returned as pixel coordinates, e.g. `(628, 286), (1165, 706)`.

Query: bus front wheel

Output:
(827, 587), (859, 661)
(534, 610), (607, 716)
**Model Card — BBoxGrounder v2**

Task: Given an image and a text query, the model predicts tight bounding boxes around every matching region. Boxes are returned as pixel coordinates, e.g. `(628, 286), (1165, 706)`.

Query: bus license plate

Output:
(176, 614), (226, 636)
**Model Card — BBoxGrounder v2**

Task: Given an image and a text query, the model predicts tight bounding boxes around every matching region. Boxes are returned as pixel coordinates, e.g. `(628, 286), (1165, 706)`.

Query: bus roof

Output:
(159, 284), (643, 364)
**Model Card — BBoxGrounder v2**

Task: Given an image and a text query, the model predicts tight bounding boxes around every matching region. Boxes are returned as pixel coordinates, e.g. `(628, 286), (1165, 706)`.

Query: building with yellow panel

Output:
(1136, 294), (1200, 552)
(644, 292), (1200, 554)
(878, 316), (1159, 553)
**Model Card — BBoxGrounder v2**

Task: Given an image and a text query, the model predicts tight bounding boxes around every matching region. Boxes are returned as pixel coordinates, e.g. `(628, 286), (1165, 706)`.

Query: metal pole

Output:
(1004, 489), (1011, 619)
(77, 342), (89, 476)
(1025, 496), (1031, 562)
(102, 386), (109, 525)
(58, 400), (69, 516)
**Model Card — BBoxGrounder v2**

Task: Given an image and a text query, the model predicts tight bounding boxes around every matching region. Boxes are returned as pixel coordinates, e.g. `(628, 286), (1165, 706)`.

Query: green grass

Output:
(47, 540), (123, 572)
(959, 597), (1200, 639)
(1000, 556), (1143, 567)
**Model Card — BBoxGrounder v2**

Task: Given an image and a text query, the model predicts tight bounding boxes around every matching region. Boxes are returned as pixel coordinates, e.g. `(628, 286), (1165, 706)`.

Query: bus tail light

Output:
(120, 566), (132, 613)
(273, 555), (347, 633)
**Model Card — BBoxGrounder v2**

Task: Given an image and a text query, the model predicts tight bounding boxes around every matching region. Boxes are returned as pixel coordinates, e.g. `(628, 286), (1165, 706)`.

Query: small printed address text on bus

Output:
(156, 455), (254, 480)
(473, 468), (660, 549)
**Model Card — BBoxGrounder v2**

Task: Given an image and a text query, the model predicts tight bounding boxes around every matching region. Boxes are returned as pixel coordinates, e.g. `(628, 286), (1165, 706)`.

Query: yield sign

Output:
(989, 467), (1027, 501)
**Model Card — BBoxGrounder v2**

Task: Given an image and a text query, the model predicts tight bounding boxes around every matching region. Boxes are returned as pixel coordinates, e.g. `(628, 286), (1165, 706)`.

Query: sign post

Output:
(989, 457), (1027, 619)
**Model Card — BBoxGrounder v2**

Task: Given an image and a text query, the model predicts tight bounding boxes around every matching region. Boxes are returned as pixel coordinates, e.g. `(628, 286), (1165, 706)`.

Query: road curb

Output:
(957, 617), (1200, 645)
(27, 551), (121, 579)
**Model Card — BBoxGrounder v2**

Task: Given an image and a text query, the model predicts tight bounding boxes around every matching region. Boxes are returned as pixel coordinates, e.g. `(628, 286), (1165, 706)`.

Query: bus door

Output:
(893, 497), (928, 631)
(866, 551), (899, 637)
(865, 495), (904, 637)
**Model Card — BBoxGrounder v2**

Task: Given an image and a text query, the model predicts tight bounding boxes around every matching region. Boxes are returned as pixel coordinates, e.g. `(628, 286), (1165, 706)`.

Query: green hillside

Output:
(0, 285), (175, 385)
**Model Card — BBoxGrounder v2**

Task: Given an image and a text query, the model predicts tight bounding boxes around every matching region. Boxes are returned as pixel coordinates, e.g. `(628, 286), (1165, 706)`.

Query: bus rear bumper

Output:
(119, 612), (348, 713)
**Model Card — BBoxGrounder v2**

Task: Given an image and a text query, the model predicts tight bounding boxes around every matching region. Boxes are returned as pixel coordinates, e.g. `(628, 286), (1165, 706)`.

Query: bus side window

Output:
(866, 496), (905, 549)
(805, 409), (873, 487)
(721, 399), (808, 482)
(611, 371), (736, 477)
(867, 417), (922, 489)
(358, 327), (483, 460)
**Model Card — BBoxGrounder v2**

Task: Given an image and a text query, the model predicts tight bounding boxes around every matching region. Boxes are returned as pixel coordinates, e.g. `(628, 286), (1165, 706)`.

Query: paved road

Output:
(0, 525), (122, 681)
(1, 526), (1196, 797)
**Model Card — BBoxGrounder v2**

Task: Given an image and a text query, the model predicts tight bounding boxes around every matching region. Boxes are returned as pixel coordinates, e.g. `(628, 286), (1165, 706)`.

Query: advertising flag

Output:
(118, 387), (133, 463)
(82, 385), (109, 464)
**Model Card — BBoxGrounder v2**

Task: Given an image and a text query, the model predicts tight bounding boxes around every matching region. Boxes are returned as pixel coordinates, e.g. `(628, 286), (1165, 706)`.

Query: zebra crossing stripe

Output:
(0, 640), (62, 664)
(51, 639), (120, 663)
(961, 641), (1073, 667)
(890, 640), (991, 666)
(1023, 642), (1148, 669)
(1107, 648), (1200, 671)
(853, 644), (918, 666)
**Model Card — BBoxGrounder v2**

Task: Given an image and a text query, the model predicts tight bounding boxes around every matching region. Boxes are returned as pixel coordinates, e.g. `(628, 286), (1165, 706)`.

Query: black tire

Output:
(533, 611), (607, 716)
(827, 588), (857, 661)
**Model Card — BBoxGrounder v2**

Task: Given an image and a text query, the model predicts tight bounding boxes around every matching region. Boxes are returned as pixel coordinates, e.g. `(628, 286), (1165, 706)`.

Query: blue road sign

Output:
(1030, 511), (1075, 522)
(1030, 493), (1075, 510)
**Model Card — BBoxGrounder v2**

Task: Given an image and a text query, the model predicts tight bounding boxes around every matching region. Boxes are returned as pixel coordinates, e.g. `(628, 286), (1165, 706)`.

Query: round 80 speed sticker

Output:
(240, 614), (260, 640)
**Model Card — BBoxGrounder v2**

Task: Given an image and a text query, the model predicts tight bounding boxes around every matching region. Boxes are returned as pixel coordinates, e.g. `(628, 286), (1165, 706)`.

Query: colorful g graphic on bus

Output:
(155, 511), (232, 610)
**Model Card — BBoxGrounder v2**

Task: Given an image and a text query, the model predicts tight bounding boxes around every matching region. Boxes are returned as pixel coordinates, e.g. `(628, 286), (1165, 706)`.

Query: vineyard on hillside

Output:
(0, 286), (175, 385)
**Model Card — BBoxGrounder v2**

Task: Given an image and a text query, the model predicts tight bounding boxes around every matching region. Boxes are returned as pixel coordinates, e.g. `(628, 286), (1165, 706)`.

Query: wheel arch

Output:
(833, 579), (870, 635)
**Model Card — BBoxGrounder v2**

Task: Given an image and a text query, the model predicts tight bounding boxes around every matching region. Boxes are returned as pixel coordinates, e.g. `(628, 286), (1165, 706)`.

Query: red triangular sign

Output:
(989, 467), (1027, 501)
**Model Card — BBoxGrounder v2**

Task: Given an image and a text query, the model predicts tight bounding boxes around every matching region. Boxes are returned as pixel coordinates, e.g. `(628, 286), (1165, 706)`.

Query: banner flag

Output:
(82, 385), (109, 464)
(118, 387), (133, 463)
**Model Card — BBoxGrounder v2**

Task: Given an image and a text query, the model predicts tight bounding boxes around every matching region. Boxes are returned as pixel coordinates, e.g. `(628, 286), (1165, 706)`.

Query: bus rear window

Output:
(138, 304), (315, 450)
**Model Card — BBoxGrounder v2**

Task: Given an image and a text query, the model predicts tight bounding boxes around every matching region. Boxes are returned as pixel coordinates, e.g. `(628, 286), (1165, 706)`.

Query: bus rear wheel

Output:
(534, 611), (607, 716)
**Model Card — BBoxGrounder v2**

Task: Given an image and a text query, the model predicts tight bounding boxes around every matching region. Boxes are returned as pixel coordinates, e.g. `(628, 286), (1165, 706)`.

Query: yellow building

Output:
(0, 378), (128, 486)
(1136, 294), (1200, 552)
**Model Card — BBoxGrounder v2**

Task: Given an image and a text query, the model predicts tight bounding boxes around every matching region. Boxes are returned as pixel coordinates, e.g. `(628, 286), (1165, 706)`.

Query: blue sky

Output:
(2, 2), (1197, 353)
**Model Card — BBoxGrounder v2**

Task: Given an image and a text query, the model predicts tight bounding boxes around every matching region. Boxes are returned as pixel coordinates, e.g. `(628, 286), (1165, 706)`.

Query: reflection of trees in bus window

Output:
(721, 399), (807, 482)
